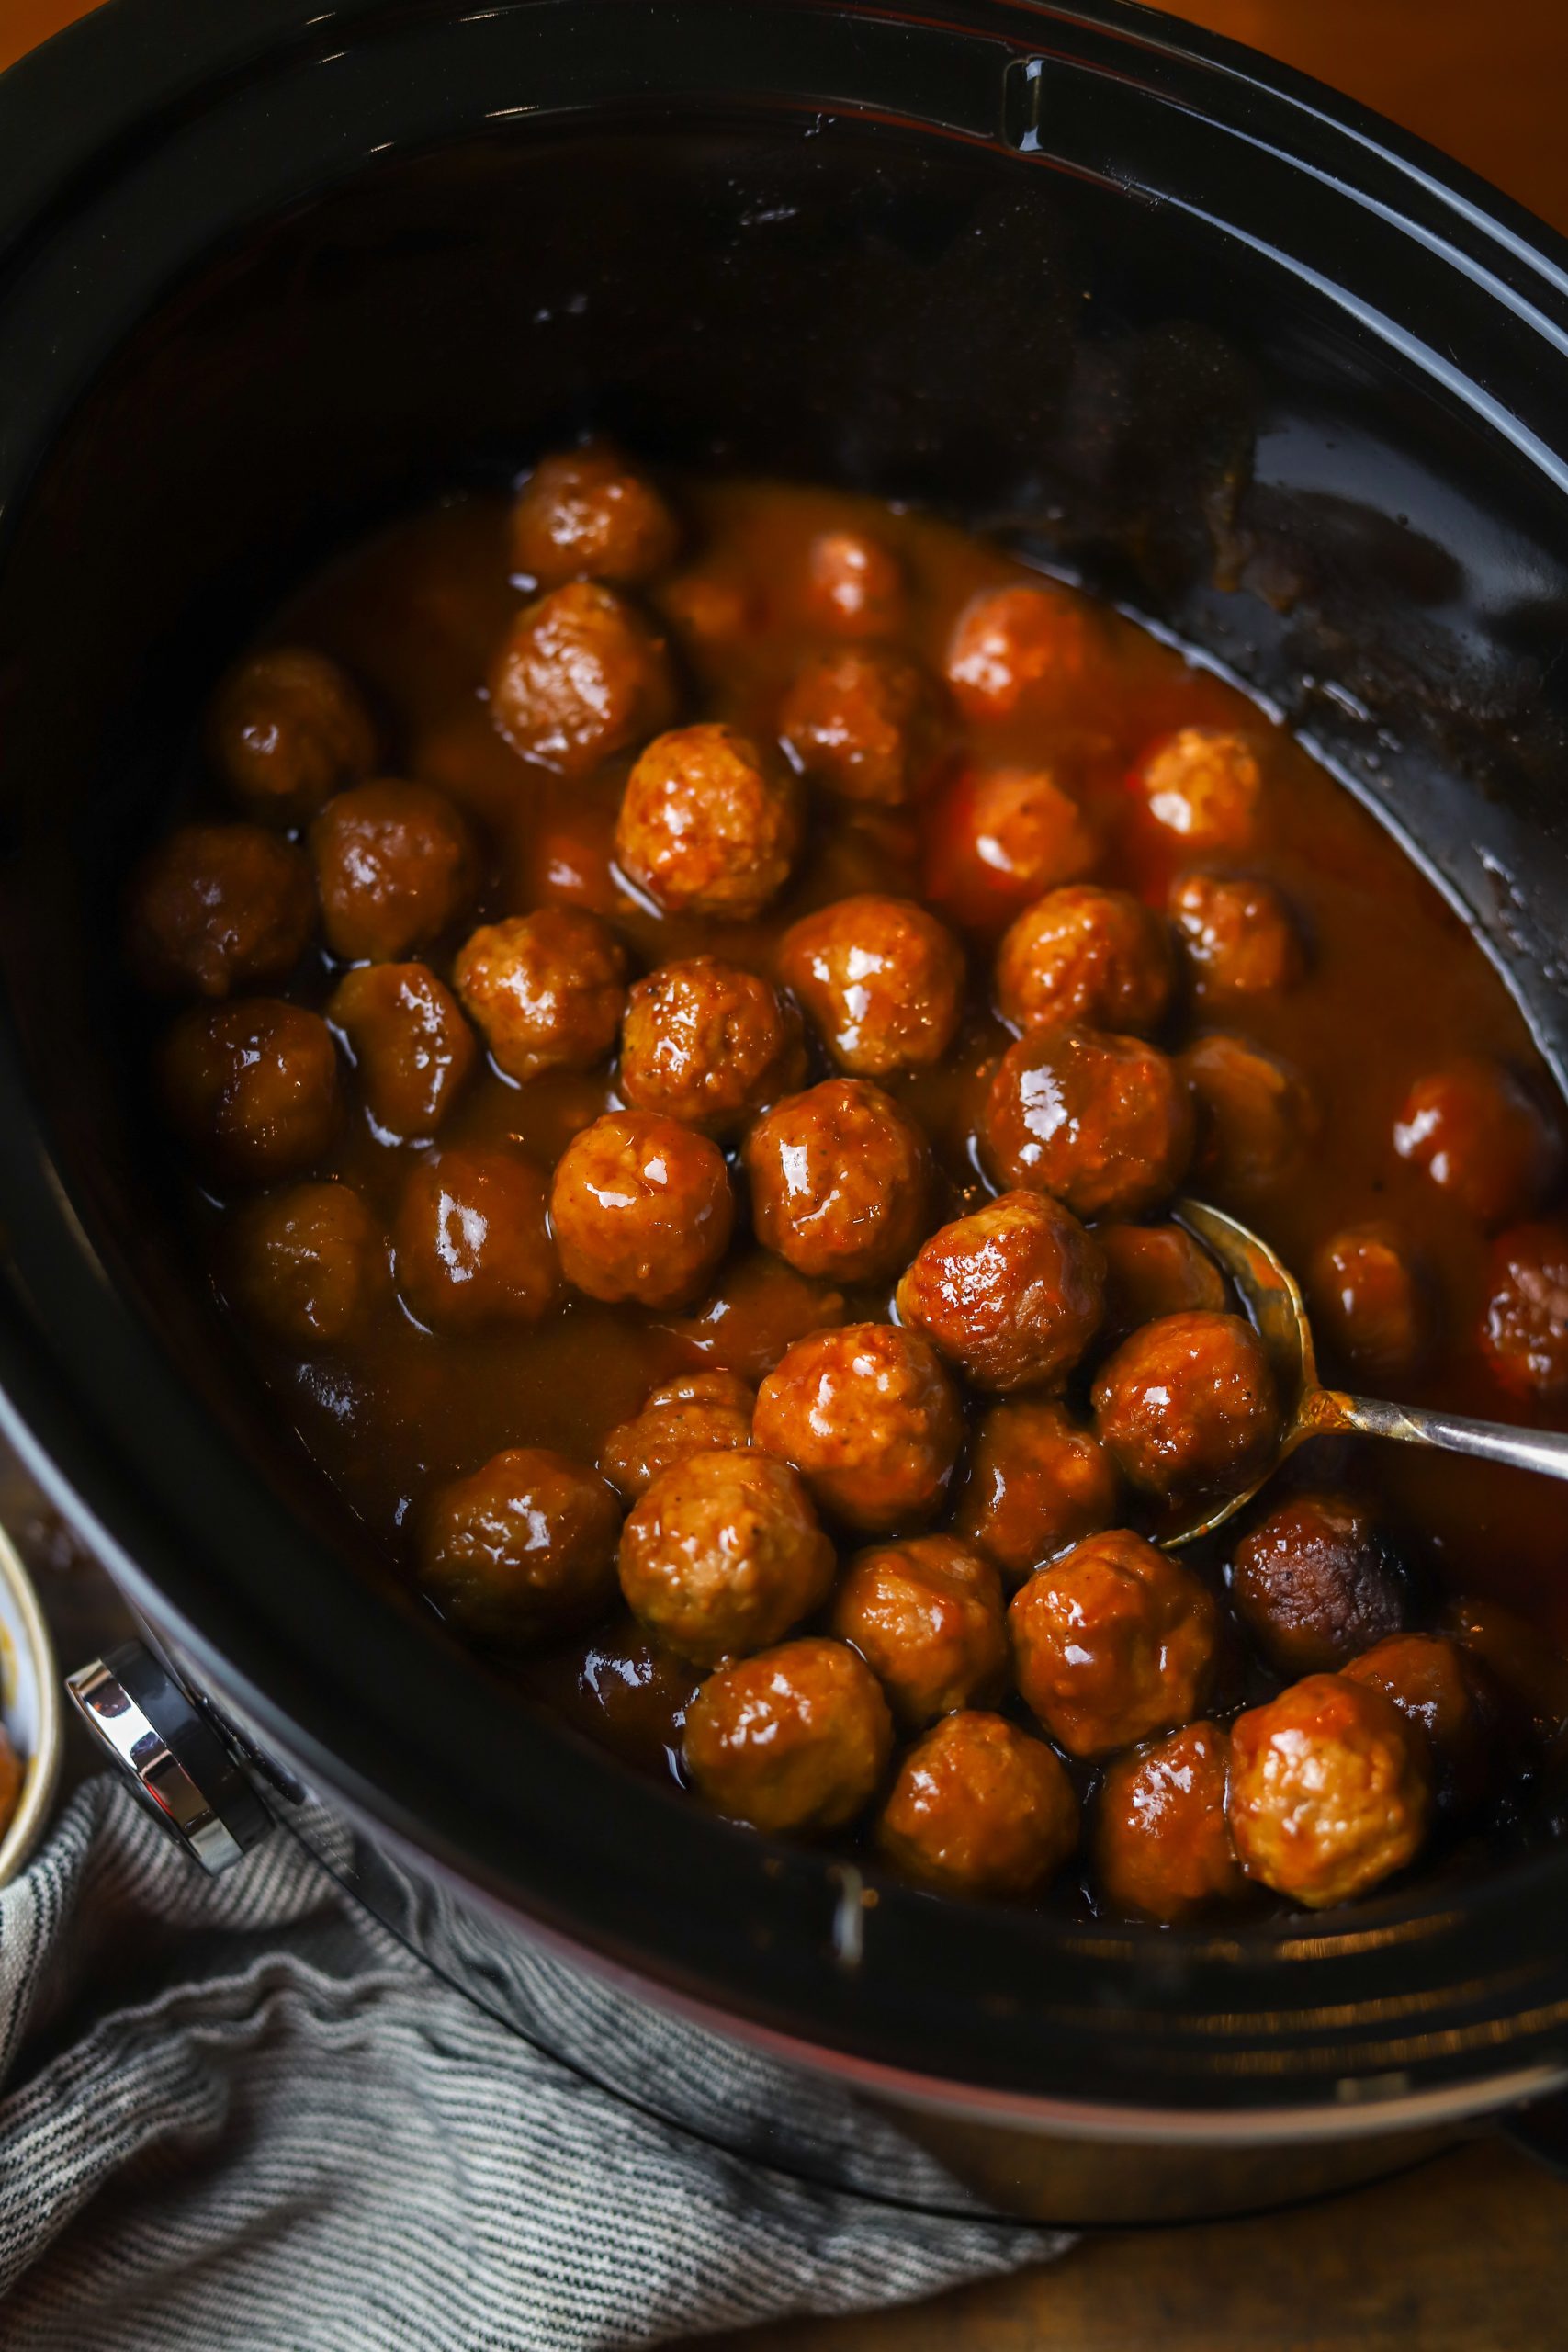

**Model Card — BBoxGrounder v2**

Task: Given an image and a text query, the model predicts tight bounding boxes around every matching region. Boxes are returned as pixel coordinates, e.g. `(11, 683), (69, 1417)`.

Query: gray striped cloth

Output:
(0, 1778), (1058, 2348)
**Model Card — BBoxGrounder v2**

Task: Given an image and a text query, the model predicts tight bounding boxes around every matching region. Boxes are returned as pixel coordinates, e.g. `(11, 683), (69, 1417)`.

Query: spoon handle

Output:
(1317, 1390), (1568, 1481)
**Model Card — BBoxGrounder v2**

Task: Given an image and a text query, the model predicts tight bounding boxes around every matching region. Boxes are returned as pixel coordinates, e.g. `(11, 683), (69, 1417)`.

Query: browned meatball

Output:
(1010, 1529), (1219, 1758)
(1228, 1673), (1433, 1908)
(229, 1182), (389, 1347)
(896, 1192), (1105, 1393)
(422, 1446), (620, 1646)
(1093, 1310), (1280, 1499)
(619, 957), (805, 1133)
(1098, 1223), (1228, 1345)
(1230, 1493), (1410, 1675)
(509, 444), (679, 588)
(125, 822), (315, 999)
(804, 528), (905, 635)
(209, 646), (376, 822)
(598, 1370), (755, 1502)
(1393, 1057), (1562, 1227)
(1308, 1222), (1430, 1380)
(160, 999), (339, 1185)
(615, 724), (800, 919)
(930, 767), (1100, 931)
(982, 1023), (1193, 1220)
(776, 895), (964, 1077)
(394, 1146), (561, 1332)
(877, 1712), (1079, 1899)
(490, 582), (676, 777)
(549, 1110), (733, 1309)
(831, 1534), (1007, 1728)
(1181, 1033), (1317, 1195)
(618, 1448), (833, 1667)
(309, 780), (476, 965)
(1135, 727), (1260, 853)
(953, 1397), (1119, 1585)
(1168, 871), (1303, 997)
(1344, 1633), (1496, 1818)
(754, 1322), (964, 1532)
(995, 887), (1174, 1038)
(1482, 1219), (1568, 1398)
(682, 1637), (893, 1834)
(453, 909), (626, 1085)
(328, 962), (477, 1138)
(778, 648), (945, 807)
(1094, 1723), (1246, 1923)
(945, 582), (1094, 718)
(664, 1252), (847, 1381)
(744, 1079), (930, 1284)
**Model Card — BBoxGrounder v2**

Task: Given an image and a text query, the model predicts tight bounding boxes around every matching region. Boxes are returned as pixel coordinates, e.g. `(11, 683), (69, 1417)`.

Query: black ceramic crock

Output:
(4, 0), (1568, 2194)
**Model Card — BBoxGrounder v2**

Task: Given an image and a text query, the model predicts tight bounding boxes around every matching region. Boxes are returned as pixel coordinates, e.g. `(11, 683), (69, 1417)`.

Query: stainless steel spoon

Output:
(1162, 1197), (1568, 1545)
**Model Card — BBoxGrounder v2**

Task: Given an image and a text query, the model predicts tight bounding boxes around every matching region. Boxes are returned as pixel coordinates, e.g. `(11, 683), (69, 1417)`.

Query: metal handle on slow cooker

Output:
(66, 1642), (272, 1873)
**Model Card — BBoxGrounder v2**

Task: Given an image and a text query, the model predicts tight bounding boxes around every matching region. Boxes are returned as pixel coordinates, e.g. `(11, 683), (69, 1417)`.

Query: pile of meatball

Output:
(126, 442), (1568, 1924)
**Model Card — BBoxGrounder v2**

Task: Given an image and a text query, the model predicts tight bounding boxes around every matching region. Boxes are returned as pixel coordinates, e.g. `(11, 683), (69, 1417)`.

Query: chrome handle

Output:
(66, 1641), (271, 1873)
(1324, 1393), (1568, 1482)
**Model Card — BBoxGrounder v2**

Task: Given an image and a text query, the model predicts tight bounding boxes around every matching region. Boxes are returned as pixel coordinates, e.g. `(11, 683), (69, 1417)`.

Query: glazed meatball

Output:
(776, 896), (964, 1078)
(665, 1251), (847, 1382)
(394, 1146), (561, 1332)
(1093, 1311), (1280, 1499)
(778, 648), (944, 807)
(1135, 727), (1260, 853)
(754, 1322), (964, 1533)
(1168, 871), (1303, 997)
(490, 581), (676, 777)
(929, 766), (1100, 930)
(1482, 1218), (1568, 1398)
(618, 1448), (834, 1667)
(982, 1023), (1193, 1221)
(309, 779), (477, 965)
(1393, 1057), (1563, 1227)
(229, 1182), (389, 1347)
(945, 582), (1093, 718)
(615, 724), (800, 920)
(1228, 1673), (1433, 1908)
(598, 1370), (755, 1502)
(125, 822), (315, 999)
(682, 1637), (893, 1835)
(1181, 1032), (1317, 1195)
(996, 887), (1175, 1038)
(830, 1534), (1007, 1728)
(1344, 1633), (1496, 1818)
(744, 1078), (930, 1284)
(1229, 1493), (1410, 1676)
(549, 1110), (733, 1309)
(804, 527), (905, 636)
(160, 999), (339, 1185)
(619, 956), (805, 1133)
(1308, 1222), (1430, 1380)
(453, 908), (626, 1085)
(1098, 1223), (1228, 1345)
(422, 1446), (620, 1646)
(1094, 1723), (1246, 1923)
(328, 962), (477, 1138)
(878, 1713), (1079, 1899)
(1010, 1529), (1219, 1758)
(953, 1398), (1119, 1585)
(896, 1192), (1105, 1393)
(209, 646), (376, 822)
(509, 443), (679, 588)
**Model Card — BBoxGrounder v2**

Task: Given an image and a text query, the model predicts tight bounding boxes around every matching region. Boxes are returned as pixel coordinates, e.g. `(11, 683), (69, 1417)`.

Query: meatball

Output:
(619, 957), (805, 1133)
(945, 582), (1093, 718)
(1228, 1673), (1433, 1908)
(804, 527), (905, 635)
(1181, 1032), (1317, 1195)
(160, 998), (339, 1185)
(1135, 727), (1261, 854)
(490, 581), (676, 777)
(682, 1637), (893, 1835)
(1482, 1218), (1568, 1398)
(509, 443), (679, 587)
(744, 1078), (930, 1284)
(229, 1182), (389, 1347)
(1098, 1223), (1228, 1345)
(309, 779), (477, 965)
(1393, 1057), (1562, 1227)
(665, 1251), (846, 1382)
(618, 1448), (833, 1667)
(778, 648), (945, 807)
(895, 1192), (1105, 1393)
(1230, 1493), (1410, 1675)
(422, 1446), (620, 1646)
(982, 1023), (1193, 1221)
(453, 908), (626, 1085)
(394, 1146), (561, 1332)
(615, 724), (800, 920)
(328, 962), (477, 1139)
(754, 1322), (964, 1532)
(208, 646), (376, 822)
(953, 1397), (1119, 1585)
(549, 1110), (733, 1309)
(1344, 1633), (1496, 1818)
(1308, 1222), (1430, 1381)
(996, 886), (1174, 1038)
(1093, 1310), (1280, 1499)
(1010, 1529), (1219, 1758)
(776, 895), (964, 1078)
(125, 822), (315, 1000)
(1094, 1723), (1246, 1923)
(831, 1534), (1007, 1728)
(878, 1713), (1079, 1899)
(1168, 871), (1303, 997)
(929, 766), (1100, 930)
(599, 1370), (755, 1502)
